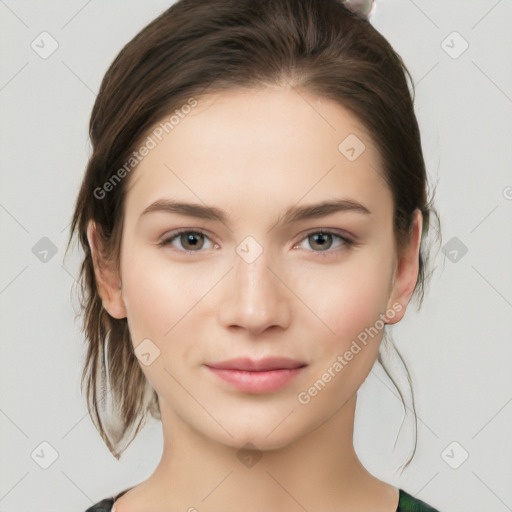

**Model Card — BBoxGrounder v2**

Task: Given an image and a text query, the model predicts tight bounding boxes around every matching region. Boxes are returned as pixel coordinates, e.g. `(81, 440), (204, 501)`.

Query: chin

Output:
(201, 415), (308, 453)
(225, 433), (297, 452)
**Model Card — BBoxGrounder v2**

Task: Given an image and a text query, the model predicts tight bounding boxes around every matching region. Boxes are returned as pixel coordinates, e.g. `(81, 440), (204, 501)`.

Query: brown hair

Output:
(68, 0), (440, 467)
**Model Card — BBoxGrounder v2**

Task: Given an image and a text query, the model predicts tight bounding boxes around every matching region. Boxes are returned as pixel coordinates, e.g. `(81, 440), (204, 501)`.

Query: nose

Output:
(217, 245), (291, 336)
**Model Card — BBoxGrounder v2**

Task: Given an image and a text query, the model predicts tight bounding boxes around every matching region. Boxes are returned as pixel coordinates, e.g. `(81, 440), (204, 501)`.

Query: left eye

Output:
(295, 231), (353, 253)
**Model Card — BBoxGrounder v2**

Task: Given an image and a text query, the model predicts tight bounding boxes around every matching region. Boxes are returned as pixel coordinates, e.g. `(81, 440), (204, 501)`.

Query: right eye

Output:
(158, 229), (217, 253)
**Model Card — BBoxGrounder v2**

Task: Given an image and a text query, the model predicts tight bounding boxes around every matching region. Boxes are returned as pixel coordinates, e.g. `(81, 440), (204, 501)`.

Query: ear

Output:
(385, 209), (423, 325)
(86, 221), (127, 319)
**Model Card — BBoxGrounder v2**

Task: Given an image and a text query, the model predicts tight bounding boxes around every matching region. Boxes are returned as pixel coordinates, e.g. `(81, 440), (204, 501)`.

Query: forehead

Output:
(123, 87), (390, 221)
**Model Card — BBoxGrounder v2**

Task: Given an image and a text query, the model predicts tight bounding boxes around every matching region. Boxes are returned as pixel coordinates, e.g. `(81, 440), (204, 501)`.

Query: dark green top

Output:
(85, 488), (442, 511)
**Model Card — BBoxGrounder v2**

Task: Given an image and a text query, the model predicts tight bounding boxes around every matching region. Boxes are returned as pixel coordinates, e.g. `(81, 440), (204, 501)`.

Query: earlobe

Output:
(385, 209), (423, 325)
(86, 221), (127, 319)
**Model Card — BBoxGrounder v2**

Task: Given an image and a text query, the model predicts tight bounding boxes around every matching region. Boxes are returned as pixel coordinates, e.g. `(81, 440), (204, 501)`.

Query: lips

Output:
(206, 357), (307, 372)
(205, 357), (307, 393)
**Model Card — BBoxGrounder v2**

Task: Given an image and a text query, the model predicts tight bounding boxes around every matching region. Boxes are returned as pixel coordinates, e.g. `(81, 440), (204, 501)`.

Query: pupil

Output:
(312, 233), (331, 250)
(183, 232), (202, 249)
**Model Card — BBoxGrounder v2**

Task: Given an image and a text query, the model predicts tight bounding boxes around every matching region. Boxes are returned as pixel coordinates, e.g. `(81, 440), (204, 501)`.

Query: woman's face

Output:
(98, 87), (419, 450)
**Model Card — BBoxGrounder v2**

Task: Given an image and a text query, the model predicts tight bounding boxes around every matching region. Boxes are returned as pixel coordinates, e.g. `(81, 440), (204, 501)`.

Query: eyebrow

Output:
(139, 198), (371, 227)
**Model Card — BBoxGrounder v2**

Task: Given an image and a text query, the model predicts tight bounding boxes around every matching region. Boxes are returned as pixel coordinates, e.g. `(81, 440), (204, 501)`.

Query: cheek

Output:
(119, 250), (201, 393)
(120, 245), (221, 355)
(119, 247), (187, 344)
(291, 251), (393, 351)
(294, 258), (392, 410)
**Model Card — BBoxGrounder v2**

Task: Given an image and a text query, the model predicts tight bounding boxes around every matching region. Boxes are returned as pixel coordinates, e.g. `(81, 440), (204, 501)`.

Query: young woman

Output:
(69, 0), (442, 510)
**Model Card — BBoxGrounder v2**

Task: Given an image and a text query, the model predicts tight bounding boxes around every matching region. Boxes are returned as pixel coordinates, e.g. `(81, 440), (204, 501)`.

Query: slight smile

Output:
(204, 357), (308, 393)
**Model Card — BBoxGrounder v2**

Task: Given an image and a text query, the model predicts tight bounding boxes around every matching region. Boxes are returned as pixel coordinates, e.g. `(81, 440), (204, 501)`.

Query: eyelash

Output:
(157, 229), (355, 257)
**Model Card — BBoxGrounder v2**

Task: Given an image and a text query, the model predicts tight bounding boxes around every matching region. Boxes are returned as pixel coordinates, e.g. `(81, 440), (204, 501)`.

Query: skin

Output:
(88, 86), (422, 512)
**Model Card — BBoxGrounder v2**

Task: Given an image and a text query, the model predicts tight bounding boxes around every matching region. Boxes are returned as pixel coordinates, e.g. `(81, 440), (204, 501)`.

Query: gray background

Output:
(1, 0), (511, 510)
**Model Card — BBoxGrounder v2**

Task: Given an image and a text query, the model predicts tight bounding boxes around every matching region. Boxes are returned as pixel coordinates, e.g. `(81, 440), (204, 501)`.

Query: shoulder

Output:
(84, 486), (132, 512)
(398, 489), (443, 512)
(84, 497), (114, 512)
(84, 487), (442, 512)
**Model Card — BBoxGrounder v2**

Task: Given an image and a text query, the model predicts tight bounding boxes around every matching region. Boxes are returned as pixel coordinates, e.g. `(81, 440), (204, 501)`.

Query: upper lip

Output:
(206, 357), (307, 371)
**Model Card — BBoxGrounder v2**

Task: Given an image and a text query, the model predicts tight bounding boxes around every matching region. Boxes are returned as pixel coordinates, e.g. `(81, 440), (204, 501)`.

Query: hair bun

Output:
(339, 0), (376, 19)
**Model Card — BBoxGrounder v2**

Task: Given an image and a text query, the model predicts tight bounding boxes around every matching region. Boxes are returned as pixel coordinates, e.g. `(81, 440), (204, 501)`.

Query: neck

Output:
(144, 395), (389, 512)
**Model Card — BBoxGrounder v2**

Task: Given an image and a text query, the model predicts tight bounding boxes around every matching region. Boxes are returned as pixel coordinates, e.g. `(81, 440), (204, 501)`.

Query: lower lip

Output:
(206, 366), (305, 393)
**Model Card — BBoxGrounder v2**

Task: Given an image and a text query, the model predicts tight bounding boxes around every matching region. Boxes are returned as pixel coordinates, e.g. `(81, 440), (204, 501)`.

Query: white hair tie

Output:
(340, 0), (376, 19)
